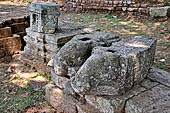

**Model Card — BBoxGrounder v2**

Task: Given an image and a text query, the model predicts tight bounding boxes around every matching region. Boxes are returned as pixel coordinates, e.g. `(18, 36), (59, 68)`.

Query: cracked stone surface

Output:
(84, 81), (148, 113)
(149, 6), (170, 17)
(126, 84), (170, 113)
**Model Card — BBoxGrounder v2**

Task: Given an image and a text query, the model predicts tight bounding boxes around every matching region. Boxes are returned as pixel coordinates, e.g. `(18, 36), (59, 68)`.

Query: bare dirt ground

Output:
(0, 1), (169, 113)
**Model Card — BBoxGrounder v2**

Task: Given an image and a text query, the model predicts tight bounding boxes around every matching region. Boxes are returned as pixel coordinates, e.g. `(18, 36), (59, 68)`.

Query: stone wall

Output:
(60, 0), (166, 14)
(0, 16), (29, 63)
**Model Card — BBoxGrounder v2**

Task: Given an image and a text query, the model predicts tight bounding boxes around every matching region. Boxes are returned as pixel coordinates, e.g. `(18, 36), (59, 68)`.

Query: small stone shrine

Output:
(21, 2), (170, 113)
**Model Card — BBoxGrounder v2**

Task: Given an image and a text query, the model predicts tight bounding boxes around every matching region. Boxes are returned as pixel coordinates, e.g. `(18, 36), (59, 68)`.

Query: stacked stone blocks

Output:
(20, 2), (97, 75)
(0, 15), (29, 63)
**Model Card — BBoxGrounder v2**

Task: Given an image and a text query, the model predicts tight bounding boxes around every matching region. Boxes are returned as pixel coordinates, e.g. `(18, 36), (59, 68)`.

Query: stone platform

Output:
(46, 68), (170, 113)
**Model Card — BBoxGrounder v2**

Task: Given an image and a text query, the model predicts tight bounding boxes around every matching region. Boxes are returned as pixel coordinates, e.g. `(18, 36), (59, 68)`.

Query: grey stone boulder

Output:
(150, 6), (170, 17)
(71, 36), (157, 95)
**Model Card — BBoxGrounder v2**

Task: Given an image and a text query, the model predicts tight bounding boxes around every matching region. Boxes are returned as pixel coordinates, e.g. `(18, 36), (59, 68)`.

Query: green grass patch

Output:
(32, 72), (52, 81)
(0, 85), (45, 113)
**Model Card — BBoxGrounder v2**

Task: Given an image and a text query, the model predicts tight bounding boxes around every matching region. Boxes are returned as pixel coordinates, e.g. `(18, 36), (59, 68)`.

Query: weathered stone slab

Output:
(140, 79), (159, 89)
(51, 69), (69, 89)
(29, 2), (60, 33)
(26, 20), (97, 45)
(45, 82), (78, 113)
(24, 36), (60, 53)
(125, 85), (170, 113)
(76, 102), (102, 113)
(0, 27), (12, 38)
(85, 85), (146, 113)
(71, 36), (157, 95)
(54, 32), (119, 77)
(150, 6), (170, 17)
(148, 68), (170, 88)
(24, 45), (54, 60)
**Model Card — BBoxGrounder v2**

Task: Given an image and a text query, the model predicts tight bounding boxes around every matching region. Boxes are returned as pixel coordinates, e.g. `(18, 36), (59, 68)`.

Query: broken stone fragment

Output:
(53, 35), (94, 77)
(29, 2), (60, 33)
(30, 76), (48, 91)
(71, 36), (157, 95)
(125, 85), (170, 113)
(54, 32), (119, 77)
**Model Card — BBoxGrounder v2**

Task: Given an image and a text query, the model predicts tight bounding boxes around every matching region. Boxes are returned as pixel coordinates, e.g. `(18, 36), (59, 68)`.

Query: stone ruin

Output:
(21, 2), (170, 113)
(20, 2), (97, 75)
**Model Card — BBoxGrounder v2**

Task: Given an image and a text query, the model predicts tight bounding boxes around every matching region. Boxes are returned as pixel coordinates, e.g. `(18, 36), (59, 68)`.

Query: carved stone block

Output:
(29, 2), (60, 33)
